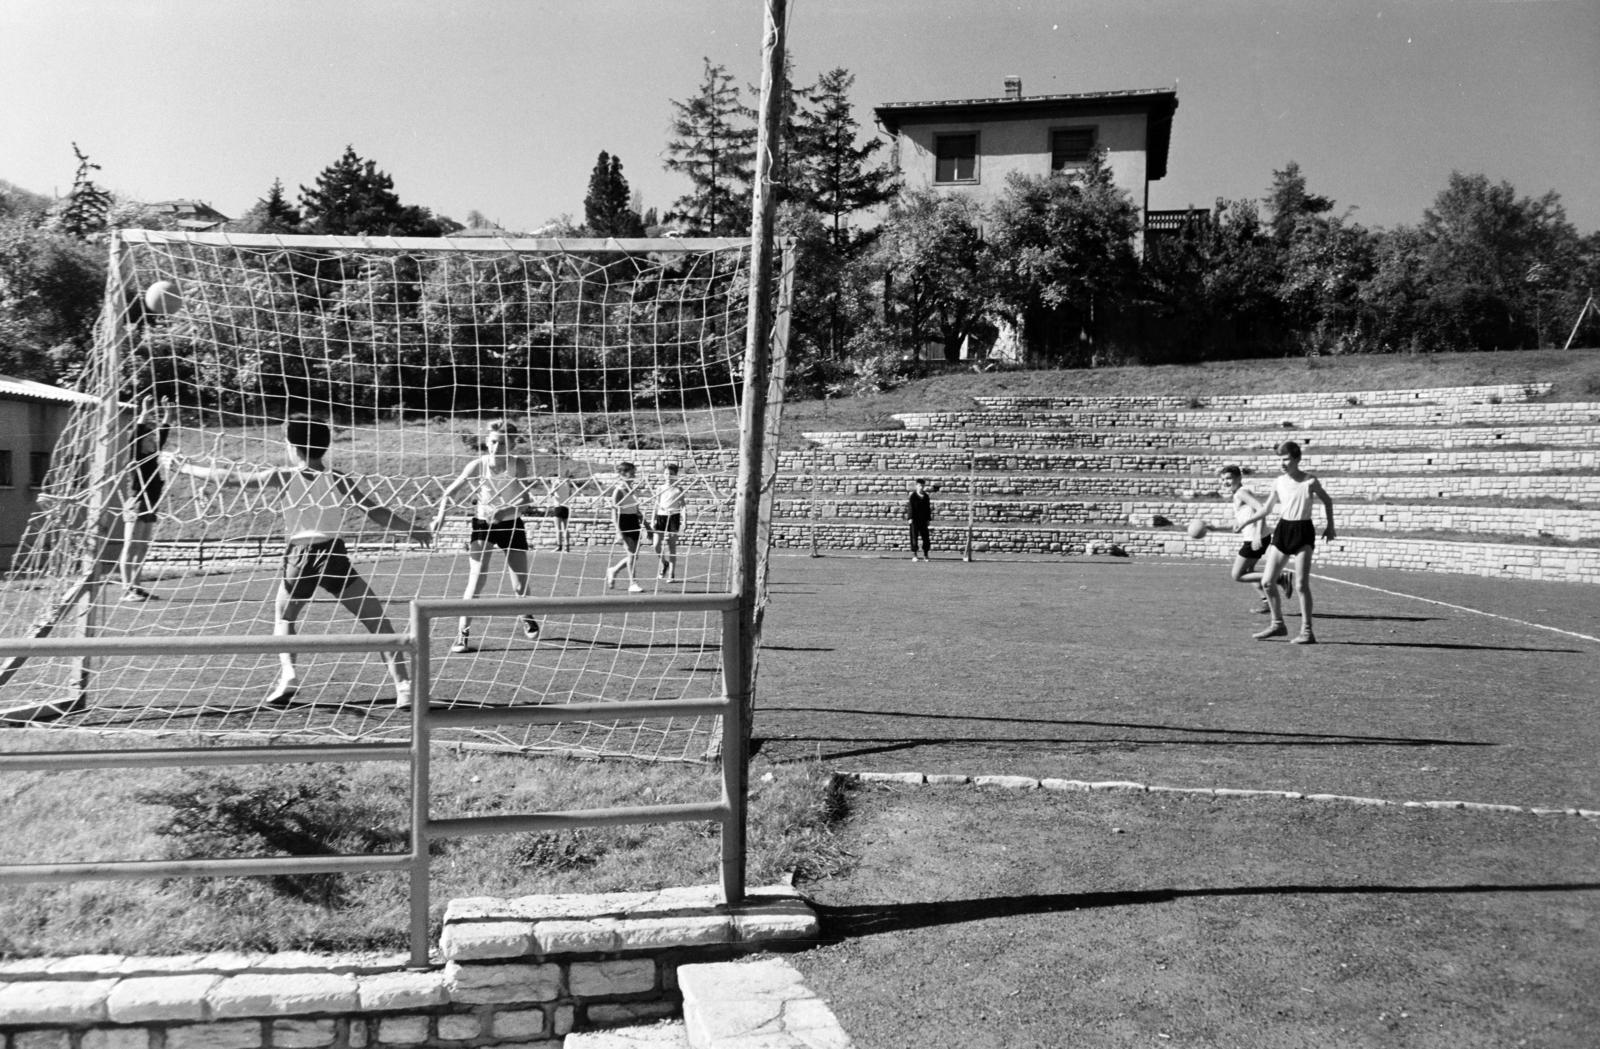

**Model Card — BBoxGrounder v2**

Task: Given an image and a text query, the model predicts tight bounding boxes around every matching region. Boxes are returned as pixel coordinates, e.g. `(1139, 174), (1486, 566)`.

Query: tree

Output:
(299, 145), (443, 236)
(984, 153), (1141, 361)
(583, 152), (645, 237)
(875, 189), (987, 361)
(47, 143), (114, 241)
(786, 68), (897, 252)
(662, 59), (756, 235)
(236, 179), (303, 234)
(1264, 161), (1334, 245)
(0, 218), (105, 380)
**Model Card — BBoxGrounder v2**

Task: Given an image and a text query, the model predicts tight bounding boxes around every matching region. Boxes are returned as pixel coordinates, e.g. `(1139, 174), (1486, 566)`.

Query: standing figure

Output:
(1219, 464), (1292, 614)
(547, 469), (577, 552)
(604, 461), (652, 593)
(1235, 441), (1336, 644)
(120, 396), (171, 601)
(172, 414), (430, 707)
(431, 420), (541, 654)
(651, 463), (687, 582)
(905, 478), (933, 561)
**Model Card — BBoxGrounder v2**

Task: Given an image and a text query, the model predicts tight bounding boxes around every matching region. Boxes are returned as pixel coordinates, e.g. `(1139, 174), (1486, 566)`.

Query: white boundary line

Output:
(839, 771), (1600, 820)
(1315, 573), (1600, 646)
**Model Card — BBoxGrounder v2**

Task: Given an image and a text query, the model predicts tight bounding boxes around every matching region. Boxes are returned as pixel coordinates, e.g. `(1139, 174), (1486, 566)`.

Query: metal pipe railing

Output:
(1, 588), (751, 972)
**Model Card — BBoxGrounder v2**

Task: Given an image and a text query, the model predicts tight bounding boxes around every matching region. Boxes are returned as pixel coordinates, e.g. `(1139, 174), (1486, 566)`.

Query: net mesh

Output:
(1, 231), (790, 761)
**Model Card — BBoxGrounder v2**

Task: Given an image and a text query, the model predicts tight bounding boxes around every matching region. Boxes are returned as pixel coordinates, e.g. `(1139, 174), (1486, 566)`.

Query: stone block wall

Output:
(0, 886), (817, 1049)
(970, 382), (1553, 411)
(800, 424), (1600, 453)
(893, 400), (1600, 433)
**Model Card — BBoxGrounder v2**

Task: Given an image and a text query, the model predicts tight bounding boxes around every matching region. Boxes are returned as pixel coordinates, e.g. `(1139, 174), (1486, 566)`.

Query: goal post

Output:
(0, 230), (794, 761)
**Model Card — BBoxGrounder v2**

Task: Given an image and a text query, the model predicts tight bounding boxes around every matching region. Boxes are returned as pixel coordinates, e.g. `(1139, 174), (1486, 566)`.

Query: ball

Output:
(143, 280), (182, 315)
(1186, 517), (1209, 540)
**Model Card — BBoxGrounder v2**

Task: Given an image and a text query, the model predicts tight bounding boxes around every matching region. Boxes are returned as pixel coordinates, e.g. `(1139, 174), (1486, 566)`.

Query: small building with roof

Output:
(0, 376), (97, 568)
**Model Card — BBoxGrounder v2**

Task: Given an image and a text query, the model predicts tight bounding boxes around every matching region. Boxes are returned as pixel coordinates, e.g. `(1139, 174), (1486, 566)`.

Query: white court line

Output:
(1316, 573), (1600, 646)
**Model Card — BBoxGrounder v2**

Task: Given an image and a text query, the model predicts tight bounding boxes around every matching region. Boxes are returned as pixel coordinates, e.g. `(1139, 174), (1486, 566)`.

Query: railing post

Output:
(408, 601), (432, 969)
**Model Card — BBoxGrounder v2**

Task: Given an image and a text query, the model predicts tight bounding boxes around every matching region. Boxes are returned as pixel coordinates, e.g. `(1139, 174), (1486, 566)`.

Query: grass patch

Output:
(0, 733), (849, 958)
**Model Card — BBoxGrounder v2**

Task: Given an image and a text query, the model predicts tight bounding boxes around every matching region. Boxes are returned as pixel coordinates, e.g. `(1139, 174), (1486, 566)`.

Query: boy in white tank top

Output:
(1218, 464), (1293, 614)
(171, 414), (430, 707)
(1234, 440), (1336, 644)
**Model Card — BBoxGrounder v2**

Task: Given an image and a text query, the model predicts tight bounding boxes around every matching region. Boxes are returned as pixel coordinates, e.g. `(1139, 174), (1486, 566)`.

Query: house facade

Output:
(0, 377), (96, 569)
(874, 78), (1178, 230)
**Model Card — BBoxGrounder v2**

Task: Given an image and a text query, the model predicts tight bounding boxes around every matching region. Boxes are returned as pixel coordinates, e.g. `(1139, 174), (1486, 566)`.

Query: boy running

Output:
(1234, 441), (1335, 644)
(1219, 464), (1292, 614)
(172, 414), (429, 707)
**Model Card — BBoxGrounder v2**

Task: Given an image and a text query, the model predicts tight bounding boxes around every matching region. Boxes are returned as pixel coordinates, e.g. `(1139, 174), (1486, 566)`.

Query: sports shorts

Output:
(1237, 537), (1268, 560)
(281, 537), (359, 601)
(617, 512), (643, 539)
(653, 513), (682, 534)
(547, 505), (570, 522)
(470, 516), (529, 552)
(1271, 519), (1316, 555)
(129, 466), (165, 523)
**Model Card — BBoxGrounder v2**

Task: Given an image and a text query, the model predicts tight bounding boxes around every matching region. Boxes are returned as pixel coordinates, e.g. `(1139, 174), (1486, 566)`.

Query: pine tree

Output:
(663, 59), (756, 235)
(788, 68), (897, 251)
(49, 142), (114, 240)
(583, 152), (645, 237)
(299, 145), (439, 236)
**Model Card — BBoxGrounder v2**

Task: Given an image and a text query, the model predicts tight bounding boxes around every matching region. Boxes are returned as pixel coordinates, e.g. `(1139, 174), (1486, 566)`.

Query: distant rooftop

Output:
(0, 375), (96, 405)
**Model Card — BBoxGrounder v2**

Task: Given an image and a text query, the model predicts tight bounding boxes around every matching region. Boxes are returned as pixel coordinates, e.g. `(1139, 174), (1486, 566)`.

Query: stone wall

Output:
(970, 382), (1553, 411)
(894, 400), (1600, 432)
(801, 424), (1600, 452)
(0, 886), (816, 1049)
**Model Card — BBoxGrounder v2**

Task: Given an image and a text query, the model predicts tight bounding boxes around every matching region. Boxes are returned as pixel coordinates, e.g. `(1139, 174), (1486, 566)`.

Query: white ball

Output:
(144, 280), (182, 315)
(1186, 517), (1209, 540)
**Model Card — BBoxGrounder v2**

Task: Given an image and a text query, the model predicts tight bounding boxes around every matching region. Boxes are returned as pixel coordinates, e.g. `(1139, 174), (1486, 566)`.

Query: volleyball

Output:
(1186, 517), (1209, 540)
(144, 280), (182, 315)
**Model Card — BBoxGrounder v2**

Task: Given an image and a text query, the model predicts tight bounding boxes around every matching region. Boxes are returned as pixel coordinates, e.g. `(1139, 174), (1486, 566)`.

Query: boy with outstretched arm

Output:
(1234, 441), (1335, 644)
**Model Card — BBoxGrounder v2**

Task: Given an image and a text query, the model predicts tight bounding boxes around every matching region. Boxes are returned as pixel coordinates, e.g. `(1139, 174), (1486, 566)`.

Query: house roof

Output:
(874, 87), (1179, 181)
(0, 375), (97, 406)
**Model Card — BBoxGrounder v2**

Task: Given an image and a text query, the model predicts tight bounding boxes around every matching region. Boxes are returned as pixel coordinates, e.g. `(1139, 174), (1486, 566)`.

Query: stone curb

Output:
(840, 771), (1600, 820)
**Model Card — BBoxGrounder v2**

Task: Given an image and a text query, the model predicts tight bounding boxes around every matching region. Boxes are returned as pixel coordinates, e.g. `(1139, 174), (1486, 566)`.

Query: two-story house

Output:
(873, 77), (1179, 230)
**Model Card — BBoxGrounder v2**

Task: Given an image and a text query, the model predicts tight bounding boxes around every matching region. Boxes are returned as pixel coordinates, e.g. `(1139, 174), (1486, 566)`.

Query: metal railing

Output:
(0, 592), (747, 968)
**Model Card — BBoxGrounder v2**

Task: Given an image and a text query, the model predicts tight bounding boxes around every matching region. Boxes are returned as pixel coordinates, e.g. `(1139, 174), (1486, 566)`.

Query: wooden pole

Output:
(725, 0), (788, 907)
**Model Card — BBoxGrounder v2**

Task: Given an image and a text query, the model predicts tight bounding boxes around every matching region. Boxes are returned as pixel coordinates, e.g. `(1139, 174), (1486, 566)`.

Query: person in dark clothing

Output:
(120, 396), (171, 601)
(905, 478), (933, 561)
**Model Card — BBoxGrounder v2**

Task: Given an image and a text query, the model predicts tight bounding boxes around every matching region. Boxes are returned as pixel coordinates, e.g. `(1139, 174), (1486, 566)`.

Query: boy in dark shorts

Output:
(1234, 441), (1336, 644)
(605, 461), (652, 593)
(172, 414), (430, 706)
(119, 396), (171, 601)
(905, 478), (933, 561)
(651, 463), (686, 582)
(1219, 464), (1292, 614)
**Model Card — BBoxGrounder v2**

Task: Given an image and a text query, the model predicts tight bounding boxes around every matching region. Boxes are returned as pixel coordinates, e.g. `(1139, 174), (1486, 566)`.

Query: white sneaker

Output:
(395, 682), (413, 709)
(628, 582), (644, 593)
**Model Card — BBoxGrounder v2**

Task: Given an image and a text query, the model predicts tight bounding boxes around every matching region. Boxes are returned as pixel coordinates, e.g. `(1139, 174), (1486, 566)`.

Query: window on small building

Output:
(1050, 128), (1096, 172)
(0, 450), (13, 487)
(29, 450), (49, 489)
(934, 133), (978, 183)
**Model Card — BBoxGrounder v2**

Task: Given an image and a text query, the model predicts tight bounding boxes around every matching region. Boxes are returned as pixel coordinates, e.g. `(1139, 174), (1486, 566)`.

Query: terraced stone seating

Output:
(781, 381), (1600, 584)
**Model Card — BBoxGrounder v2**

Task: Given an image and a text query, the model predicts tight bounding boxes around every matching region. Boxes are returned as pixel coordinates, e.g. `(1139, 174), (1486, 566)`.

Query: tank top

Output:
(1232, 492), (1265, 544)
(614, 479), (642, 515)
(1274, 474), (1316, 521)
(655, 482), (686, 515)
(283, 470), (348, 542)
(475, 457), (527, 521)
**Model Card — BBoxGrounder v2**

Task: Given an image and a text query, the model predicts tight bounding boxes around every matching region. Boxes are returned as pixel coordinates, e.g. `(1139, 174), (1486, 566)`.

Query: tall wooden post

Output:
(724, 0), (788, 906)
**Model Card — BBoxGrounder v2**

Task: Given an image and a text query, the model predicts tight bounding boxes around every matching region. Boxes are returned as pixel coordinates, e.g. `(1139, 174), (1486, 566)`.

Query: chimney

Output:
(1004, 76), (1022, 100)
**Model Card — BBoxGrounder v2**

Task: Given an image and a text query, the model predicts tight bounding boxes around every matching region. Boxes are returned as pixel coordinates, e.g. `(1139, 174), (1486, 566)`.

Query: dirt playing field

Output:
(753, 550), (1599, 1048)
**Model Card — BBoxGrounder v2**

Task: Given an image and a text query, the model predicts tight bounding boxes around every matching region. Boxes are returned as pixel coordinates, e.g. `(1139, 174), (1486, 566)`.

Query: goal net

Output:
(0, 230), (792, 761)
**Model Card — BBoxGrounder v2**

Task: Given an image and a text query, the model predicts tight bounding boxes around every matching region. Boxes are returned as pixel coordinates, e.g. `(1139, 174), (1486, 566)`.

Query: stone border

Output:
(839, 771), (1600, 820)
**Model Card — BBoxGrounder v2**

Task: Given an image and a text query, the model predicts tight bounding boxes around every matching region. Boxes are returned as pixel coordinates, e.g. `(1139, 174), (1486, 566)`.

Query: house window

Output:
(0, 450), (12, 487)
(29, 450), (49, 489)
(934, 133), (978, 183)
(1051, 128), (1096, 172)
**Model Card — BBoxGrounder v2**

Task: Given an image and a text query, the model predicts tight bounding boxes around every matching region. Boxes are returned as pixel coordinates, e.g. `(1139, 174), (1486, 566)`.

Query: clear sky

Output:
(3, 0), (1597, 234)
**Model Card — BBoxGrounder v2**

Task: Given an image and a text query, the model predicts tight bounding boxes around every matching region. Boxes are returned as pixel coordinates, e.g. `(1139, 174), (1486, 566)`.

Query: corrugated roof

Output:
(0, 375), (97, 405)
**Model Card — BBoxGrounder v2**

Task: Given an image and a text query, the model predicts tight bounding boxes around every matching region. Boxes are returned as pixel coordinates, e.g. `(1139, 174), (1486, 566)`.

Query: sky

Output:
(3, 0), (1598, 234)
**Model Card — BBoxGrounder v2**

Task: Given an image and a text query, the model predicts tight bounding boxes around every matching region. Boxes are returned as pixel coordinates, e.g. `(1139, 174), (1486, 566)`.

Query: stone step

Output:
(679, 958), (854, 1048)
(894, 400), (1600, 432)
(971, 381), (1553, 410)
(564, 1020), (691, 1047)
(801, 424), (1600, 453)
(784, 448), (1600, 476)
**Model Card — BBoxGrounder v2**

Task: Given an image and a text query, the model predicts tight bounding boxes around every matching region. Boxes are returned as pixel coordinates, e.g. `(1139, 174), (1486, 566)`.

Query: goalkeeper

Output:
(171, 414), (430, 708)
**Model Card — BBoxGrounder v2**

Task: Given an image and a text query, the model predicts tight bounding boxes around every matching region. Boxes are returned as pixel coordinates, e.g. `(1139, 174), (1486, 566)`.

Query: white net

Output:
(1, 231), (791, 761)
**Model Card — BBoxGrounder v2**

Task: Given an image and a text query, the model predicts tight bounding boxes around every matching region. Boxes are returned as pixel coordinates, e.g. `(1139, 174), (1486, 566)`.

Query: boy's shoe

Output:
(450, 632), (473, 654)
(1280, 571), (1295, 599)
(520, 616), (540, 641)
(1290, 630), (1317, 645)
(628, 582), (644, 593)
(1253, 621), (1289, 641)
(395, 681), (412, 709)
(605, 568), (618, 590)
(264, 679), (300, 707)
(122, 585), (155, 602)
